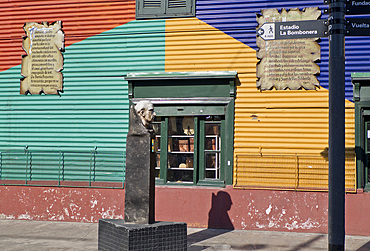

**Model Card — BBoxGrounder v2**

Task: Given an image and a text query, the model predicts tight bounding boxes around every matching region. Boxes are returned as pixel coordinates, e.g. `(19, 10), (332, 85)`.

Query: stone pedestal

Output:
(98, 219), (187, 251)
(124, 132), (155, 224)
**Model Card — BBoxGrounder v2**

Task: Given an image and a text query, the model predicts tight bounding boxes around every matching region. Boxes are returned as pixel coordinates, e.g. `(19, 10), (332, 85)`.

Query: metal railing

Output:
(0, 147), (125, 188)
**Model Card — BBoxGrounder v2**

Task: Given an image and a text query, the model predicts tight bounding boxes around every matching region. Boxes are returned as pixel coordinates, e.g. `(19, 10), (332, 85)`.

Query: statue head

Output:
(134, 100), (156, 129)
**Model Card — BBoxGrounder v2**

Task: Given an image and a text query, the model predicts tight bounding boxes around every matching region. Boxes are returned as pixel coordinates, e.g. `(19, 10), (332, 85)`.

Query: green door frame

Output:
(352, 72), (370, 191)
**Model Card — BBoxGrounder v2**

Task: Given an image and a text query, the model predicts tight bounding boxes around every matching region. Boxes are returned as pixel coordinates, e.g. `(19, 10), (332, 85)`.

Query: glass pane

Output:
(205, 115), (222, 122)
(169, 116), (194, 136)
(368, 155), (370, 183)
(205, 124), (221, 150)
(167, 153), (193, 182)
(153, 117), (161, 179)
(155, 153), (160, 179)
(153, 117), (161, 134)
(205, 152), (220, 179)
(367, 123), (370, 184)
(204, 119), (221, 180)
(167, 116), (194, 183)
(367, 122), (370, 152)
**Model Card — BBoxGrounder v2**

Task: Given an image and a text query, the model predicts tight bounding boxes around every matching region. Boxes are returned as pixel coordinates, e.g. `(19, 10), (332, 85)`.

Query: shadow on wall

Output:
(207, 191), (234, 230)
(320, 147), (356, 160)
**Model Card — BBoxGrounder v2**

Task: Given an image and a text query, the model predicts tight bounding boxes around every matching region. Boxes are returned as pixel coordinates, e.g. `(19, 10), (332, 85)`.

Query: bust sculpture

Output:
(128, 100), (156, 136)
(134, 100), (156, 130)
(125, 100), (156, 224)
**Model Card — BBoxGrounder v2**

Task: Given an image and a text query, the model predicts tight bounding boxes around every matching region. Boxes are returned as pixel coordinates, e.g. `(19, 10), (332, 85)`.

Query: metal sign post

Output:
(256, 3), (350, 249)
(327, 0), (346, 250)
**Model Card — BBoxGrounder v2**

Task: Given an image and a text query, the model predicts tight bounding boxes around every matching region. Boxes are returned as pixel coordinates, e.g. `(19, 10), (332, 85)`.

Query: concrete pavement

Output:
(0, 220), (369, 250)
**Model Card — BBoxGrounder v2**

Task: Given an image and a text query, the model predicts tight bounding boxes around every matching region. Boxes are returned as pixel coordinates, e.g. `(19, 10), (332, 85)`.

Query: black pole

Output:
(328, 0), (346, 250)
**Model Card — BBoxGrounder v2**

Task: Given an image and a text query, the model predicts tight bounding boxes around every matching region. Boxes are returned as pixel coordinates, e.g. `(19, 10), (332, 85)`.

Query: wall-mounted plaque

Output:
(20, 21), (64, 94)
(256, 8), (321, 90)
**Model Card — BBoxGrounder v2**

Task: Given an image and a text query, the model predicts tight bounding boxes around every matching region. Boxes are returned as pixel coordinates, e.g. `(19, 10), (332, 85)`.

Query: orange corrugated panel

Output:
(0, 0), (135, 72)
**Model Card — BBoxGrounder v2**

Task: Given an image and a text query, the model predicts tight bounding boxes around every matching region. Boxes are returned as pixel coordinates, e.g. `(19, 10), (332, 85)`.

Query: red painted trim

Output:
(0, 185), (369, 236)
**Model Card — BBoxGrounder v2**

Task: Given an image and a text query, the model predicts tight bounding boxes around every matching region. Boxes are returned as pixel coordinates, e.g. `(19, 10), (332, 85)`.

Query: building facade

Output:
(0, 0), (369, 235)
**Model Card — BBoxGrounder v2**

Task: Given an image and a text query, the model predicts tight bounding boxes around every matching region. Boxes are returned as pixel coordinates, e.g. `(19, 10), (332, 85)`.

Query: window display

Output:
(153, 114), (224, 185)
(167, 116), (194, 183)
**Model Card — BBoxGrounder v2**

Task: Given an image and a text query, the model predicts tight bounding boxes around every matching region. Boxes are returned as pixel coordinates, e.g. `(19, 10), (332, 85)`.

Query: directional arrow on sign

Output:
(256, 23), (275, 40)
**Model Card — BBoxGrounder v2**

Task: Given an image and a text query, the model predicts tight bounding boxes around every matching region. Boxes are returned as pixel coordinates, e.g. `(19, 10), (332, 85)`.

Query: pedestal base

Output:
(98, 219), (187, 251)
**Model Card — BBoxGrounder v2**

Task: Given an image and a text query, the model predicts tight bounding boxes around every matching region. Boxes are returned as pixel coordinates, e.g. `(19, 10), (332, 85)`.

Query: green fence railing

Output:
(0, 147), (125, 188)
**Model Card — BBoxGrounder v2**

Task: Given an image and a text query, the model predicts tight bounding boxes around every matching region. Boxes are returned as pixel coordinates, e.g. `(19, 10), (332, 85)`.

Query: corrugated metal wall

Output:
(235, 155), (356, 191)
(187, 0), (359, 190)
(196, 0), (370, 101)
(164, 17), (356, 191)
(0, 0), (166, 183)
(1, 0), (368, 190)
(0, 0), (136, 72)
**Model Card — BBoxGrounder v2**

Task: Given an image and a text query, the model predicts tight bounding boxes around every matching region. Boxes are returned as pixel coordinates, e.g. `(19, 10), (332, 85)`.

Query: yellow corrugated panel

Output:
(235, 155), (297, 189)
(165, 18), (356, 191)
(234, 106), (354, 157)
(165, 18), (257, 72)
(235, 155), (356, 192)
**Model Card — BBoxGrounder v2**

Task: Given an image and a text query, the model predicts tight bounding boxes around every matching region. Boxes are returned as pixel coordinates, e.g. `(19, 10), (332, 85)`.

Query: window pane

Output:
(364, 120), (370, 189)
(167, 116), (194, 183)
(153, 118), (161, 179)
(205, 124), (221, 150)
(368, 155), (370, 183)
(167, 153), (193, 182)
(205, 153), (220, 179)
(204, 119), (221, 180)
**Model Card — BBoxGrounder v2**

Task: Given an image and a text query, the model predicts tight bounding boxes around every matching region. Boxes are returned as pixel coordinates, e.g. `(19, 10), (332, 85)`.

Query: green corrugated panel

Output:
(0, 20), (165, 183)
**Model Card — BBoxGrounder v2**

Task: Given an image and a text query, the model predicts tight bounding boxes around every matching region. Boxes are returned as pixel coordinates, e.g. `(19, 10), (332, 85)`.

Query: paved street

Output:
(0, 220), (369, 250)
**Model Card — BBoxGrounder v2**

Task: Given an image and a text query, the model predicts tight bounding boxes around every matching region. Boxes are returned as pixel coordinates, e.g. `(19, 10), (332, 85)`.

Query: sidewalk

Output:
(0, 220), (369, 251)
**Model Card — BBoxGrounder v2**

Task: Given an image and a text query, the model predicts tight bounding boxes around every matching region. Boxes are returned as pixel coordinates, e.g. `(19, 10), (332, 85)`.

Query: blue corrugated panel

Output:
(196, 0), (370, 101)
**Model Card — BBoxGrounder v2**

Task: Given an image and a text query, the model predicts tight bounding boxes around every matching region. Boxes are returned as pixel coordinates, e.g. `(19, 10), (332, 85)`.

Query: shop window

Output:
(136, 0), (195, 19)
(125, 71), (237, 187)
(153, 115), (225, 186)
(366, 121), (370, 187)
(356, 113), (370, 191)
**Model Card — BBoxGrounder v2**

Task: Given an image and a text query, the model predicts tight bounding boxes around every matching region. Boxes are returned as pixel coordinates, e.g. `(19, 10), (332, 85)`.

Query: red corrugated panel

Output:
(0, 0), (135, 72)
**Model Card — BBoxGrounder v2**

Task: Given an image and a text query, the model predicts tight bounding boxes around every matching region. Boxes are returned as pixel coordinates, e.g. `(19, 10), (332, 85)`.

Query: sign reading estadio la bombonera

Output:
(20, 21), (64, 95)
(256, 8), (322, 90)
(257, 20), (327, 40)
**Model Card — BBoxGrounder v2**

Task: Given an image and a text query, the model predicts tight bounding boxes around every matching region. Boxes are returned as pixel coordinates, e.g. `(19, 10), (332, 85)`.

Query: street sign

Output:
(346, 0), (370, 15)
(257, 20), (328, 40)
(346, 18), (370, 36)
